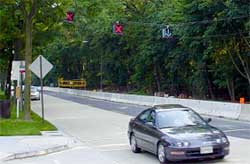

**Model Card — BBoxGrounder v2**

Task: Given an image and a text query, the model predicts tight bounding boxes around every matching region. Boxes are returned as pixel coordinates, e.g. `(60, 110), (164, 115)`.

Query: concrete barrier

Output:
(44, 87), (250, 121)
(239, 104), (250, 121)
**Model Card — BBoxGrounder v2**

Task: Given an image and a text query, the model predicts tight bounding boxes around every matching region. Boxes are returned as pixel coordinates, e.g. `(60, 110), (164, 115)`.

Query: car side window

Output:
(138, 110), (151, 123)
(138, 110), (156, 126)
(147, 111), (156, 125)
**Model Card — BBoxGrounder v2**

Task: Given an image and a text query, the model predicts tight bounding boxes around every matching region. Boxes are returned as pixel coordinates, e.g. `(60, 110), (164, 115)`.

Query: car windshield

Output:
(157, 110), (206, 129)
(31, 87), (37, 92)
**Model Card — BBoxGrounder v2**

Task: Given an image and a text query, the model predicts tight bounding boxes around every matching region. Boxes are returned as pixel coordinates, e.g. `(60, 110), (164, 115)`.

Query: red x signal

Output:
(66, 11), (74, 22)
(113, 23), (123, 35)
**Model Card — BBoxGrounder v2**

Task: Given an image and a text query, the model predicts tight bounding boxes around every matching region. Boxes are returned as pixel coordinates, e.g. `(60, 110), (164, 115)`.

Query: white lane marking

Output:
(54, 160), (60, 164)
(70, 146), (90, 150)
(120, 106), (128, 109)
(223, 129), (250, 133)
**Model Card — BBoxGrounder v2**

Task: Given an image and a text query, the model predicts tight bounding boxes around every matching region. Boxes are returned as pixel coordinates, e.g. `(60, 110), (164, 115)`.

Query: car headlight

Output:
(221, 137), (228, 143)
(174, 141), (190, 147)
(216, 138), (222, 144)
(35, 91), (39, 95)
(216, 137), (228, 144)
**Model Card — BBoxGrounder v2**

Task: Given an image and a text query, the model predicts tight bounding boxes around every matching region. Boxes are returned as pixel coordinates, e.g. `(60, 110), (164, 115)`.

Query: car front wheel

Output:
(130, 134), (141, 153)
(158, 143), (168, 163)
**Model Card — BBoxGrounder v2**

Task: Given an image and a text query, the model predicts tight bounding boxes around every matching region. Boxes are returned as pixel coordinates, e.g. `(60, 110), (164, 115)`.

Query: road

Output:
(5, 92), (250, 164)
(45, 91), (250, 140)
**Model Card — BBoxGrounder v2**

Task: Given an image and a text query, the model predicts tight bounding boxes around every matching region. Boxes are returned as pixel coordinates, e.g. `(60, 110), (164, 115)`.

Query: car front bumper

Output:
(31, 94), (40, 100)
(165, 144), (229, 162)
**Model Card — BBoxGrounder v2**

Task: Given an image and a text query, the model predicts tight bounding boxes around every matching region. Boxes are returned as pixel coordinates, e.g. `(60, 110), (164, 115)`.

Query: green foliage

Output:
(1, 0), (249, 101)
(0, 90), (7, 100)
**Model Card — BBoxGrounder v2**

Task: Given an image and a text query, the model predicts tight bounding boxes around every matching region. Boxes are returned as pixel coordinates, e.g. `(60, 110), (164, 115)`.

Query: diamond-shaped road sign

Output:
(29, 55), (53, 79)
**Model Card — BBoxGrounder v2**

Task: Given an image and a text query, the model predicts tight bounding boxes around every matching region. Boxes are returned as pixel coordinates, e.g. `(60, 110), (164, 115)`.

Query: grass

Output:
(0, 90), (7, 100)
(0, 100), (57, 136)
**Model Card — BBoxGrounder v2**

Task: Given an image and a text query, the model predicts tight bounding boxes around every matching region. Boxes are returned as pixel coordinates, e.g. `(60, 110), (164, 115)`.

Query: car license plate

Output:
(200, 146), (213, 154)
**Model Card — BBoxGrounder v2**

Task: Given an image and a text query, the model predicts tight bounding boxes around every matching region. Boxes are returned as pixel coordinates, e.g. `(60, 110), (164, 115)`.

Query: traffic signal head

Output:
(113, 23), (123, 35)
(162, 26), (172, 38)
(66, 11), (74, 23)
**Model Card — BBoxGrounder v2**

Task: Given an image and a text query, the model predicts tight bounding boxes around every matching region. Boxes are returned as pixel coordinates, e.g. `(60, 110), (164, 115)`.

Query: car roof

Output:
(153, 104), (189, 112)
(154, 104), (186, 109)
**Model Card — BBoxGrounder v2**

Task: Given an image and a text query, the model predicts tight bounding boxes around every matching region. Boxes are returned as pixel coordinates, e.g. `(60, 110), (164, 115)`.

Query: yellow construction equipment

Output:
(58, 78), (86, 88)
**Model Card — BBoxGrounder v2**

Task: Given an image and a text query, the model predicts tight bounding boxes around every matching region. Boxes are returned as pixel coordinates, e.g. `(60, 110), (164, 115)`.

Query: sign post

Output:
(39, 56), (45, 123)
(16, 86), (20, 118)
(30, 55), (53, 123)
(19, 61), (25, 112)
(11, 60), (25, 118)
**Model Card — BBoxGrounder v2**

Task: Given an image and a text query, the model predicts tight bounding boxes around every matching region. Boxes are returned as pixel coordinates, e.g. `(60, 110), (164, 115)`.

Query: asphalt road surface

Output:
(45, 91), (250, 140)
(5, 92), (250, 164)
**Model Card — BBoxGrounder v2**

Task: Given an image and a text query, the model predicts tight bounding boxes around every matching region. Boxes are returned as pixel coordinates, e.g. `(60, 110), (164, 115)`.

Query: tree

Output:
(0, 1), (22, 97)
(19, 0), (37, 120)
(1, 0), (69, 119)
(24, 0), (249, 101)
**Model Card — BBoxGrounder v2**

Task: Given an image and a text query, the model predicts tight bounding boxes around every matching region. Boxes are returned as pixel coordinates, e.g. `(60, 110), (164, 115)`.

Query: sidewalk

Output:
(0, 131), (77, 162)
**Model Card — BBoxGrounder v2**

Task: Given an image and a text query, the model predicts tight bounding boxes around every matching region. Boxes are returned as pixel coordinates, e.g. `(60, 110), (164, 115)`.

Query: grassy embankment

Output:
(0, 90), (56, 136)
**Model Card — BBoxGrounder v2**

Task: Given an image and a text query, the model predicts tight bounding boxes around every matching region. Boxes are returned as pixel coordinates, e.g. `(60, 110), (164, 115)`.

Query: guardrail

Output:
(44, 87), (250, 121)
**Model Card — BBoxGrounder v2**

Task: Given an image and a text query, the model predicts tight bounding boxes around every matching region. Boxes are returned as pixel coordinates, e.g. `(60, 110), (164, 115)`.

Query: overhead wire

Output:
(66, 2), (250, 40)
(124, 14), (250, 39)
(125, 15), (250, 27)
(181, 31), (249, 40)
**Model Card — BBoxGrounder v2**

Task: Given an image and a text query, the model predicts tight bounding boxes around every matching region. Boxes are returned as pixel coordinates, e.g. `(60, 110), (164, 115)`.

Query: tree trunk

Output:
(0, 79), (4, 91)
(1, 72), (6, 92)
(20, 0), (37, 120)
(153, 64), (161, 92)
(23, 18), (32, 120)
(6, 53), (14, 98)
(227, 37), (250, 94)
(204, 63), (215, 99)
(247, 74), (250, 94)
(226, 79), (235, 101)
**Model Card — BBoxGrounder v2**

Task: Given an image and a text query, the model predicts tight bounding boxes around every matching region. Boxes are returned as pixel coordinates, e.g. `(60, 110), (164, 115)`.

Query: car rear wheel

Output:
(158, 143), (167, 163)
(130, 134), (141, 153)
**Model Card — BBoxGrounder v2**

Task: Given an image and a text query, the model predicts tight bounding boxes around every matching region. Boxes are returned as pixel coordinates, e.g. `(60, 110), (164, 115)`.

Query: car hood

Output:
(31, 91), (39, 95)
(160, 125), (222, 142)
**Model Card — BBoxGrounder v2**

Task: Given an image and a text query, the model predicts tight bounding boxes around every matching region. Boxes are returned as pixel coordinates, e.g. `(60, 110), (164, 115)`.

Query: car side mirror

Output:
(206, 118), (212, 123)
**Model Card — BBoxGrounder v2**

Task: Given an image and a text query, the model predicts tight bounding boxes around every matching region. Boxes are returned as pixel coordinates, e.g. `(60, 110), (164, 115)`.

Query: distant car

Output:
(30, 86), (40, 100)
(128, 104), (229, 163)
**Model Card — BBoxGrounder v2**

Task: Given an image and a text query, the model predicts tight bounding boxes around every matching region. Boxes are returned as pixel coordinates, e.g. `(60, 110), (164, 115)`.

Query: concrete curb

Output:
(2, 145), (69, 161)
